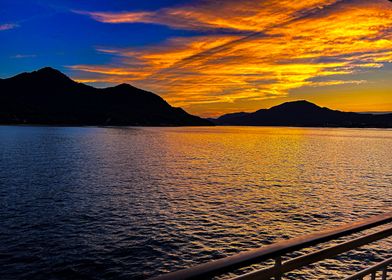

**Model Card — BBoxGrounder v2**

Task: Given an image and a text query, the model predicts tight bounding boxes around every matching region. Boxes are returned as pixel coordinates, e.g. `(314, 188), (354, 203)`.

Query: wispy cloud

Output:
(74, 0), (341, 32)
(11, 54), (37, 59)
(0, 23), (19, 31)
(71, 0), (392, 116)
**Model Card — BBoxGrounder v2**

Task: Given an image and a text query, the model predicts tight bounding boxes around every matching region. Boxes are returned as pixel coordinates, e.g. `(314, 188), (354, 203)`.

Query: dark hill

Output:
(0, 67), (212, 126)
(213, 100), (392, 128)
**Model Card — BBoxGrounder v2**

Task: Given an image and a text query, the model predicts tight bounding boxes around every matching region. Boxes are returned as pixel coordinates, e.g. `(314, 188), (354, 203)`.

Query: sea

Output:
(0, 126), (391, 279)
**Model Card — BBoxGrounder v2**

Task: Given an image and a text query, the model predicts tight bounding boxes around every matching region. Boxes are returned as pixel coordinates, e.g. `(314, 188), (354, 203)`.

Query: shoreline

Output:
(0, 123), (391, 129)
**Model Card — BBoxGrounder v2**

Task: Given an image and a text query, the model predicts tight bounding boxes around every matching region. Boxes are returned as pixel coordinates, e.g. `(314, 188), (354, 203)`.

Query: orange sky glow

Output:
(70, 0), (392, 117)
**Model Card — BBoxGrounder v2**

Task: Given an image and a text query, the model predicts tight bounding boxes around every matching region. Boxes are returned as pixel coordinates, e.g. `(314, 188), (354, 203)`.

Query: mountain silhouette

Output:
(0, 67), (212, 126)
(213, 100), (392, 128)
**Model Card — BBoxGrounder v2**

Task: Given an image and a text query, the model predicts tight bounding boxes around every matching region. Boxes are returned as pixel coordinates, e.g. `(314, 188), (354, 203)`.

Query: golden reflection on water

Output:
(106, 134), (387, 243)
(130, 126), (391, 278)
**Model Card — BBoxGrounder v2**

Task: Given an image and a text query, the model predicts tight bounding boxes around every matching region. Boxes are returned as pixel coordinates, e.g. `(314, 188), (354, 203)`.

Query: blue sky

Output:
(0, 0), (191, 76)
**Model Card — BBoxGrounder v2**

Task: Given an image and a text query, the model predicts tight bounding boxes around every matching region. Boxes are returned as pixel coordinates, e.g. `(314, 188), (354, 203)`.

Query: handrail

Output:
(151, 212), (392, 280)
(234, 226), (392, 280)
(344, 257), (391, 280)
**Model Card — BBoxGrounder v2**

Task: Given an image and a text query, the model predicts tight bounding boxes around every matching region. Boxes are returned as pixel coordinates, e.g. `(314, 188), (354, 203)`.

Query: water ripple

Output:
(0, 126), (391, 279)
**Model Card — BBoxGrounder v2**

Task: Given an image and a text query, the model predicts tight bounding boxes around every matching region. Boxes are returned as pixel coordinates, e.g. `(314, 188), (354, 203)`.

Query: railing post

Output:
(371, 271), (376, 280)
(274, 256), (282, 280)
(381, 268), (387, 280)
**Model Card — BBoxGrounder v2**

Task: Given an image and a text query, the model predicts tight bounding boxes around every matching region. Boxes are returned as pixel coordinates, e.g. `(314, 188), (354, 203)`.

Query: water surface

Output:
(0, 126), (391, 279)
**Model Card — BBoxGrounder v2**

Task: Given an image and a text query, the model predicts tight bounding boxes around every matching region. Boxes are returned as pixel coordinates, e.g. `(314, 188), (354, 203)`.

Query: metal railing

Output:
(344, 257), (391, 280)
(151, 212), (392, 280)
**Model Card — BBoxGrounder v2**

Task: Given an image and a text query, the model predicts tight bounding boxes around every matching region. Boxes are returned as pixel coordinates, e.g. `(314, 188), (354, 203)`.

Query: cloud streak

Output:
(75, 0), (342, 32)
(0, 23), (18, 31)
(11, 54), (37, 59)
(71, 0), (392, 116)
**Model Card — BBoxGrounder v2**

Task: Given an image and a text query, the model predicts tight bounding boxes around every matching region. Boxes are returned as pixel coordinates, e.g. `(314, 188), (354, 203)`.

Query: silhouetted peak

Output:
(217, 111), (250, 120)
(6, 67), (73, 86)
(270, 100), (322, 111)
(109, 83), (159, 98)
(35, 67), (60, 76)
(37, 66), (59, 73)
(212, 100), (392, 127)
(35, 67), (71, 79)
(108, 83), (144, 93)
(114, 83), (134, 89)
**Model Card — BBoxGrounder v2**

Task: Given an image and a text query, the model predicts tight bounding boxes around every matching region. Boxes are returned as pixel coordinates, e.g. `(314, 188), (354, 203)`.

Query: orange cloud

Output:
(75, 0), (341, 32)
(71, 0), (392, 116)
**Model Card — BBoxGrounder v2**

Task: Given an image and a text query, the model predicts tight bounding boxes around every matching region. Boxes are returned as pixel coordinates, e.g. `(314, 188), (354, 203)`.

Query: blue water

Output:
(0, 126), (391, 279)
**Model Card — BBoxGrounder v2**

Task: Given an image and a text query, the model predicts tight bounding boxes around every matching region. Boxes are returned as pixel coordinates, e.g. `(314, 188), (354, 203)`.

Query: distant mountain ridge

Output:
(1, 68), (390, 128)
(0, 67), (212, 126)
(213, 100), (392, 128)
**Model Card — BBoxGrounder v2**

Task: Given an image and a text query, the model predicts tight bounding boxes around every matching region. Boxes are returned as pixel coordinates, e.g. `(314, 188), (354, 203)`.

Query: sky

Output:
(1, 0), (391, 117)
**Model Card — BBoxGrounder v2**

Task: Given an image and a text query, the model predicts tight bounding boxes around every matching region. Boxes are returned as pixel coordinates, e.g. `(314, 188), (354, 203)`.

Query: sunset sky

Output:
(1, 0), (391, 117)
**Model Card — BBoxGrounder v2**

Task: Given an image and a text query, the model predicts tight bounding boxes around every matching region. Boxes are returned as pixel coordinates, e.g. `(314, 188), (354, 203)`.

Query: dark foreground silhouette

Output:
(212, 100), (392, 128)
(0, 67), (212, 126)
